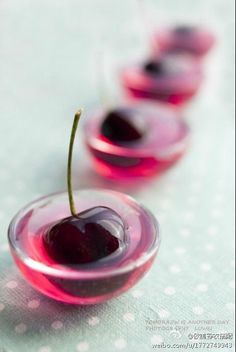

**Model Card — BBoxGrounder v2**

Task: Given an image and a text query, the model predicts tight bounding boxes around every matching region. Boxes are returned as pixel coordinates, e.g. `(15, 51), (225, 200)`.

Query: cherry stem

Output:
(67, 109), (83, 217)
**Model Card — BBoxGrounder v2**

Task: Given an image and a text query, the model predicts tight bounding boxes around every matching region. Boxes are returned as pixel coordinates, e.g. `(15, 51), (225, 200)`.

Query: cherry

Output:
(144, 54), (187, 77)
(144, 60), (165, 75)
(101, 108), (146, 144)
(174, 25), (195, 36)
(43, 111), (125, 265)
(43, 207), (124, 265)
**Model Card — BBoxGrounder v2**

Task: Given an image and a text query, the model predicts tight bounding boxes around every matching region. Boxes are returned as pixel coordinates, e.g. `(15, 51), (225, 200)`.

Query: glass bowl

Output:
(84, 102), (190, 179)
(153, 26), (215, 57)
(8, 189), (160, 305)
(121, 54), (203, 106)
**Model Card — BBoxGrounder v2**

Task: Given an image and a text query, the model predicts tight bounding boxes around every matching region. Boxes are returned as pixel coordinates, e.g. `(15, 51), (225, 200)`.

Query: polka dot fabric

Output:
(0, 0), (234, 351)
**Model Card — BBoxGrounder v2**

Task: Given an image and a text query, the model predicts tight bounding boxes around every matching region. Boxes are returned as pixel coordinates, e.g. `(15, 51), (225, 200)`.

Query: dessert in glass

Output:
(84, 103), (190, 179)
(153, 25), (215, 57)
(121, 52), (203, 105)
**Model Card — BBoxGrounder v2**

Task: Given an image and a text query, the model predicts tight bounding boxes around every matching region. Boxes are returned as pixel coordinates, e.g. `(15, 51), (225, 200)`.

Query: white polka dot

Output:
(193, 306), (204, 315)
(196, 284), (208, 292)
(77, 342), (89, 352)
(169, 265), (181, 274)
(32, 193), (41, 199)
(201, 263), (212, 272)
(158, 309), (170, 318)
(131, 290), (143, 298)
(87, 316), (100, 326)
(15, 181), (26, 192)
(187, 196), (198, 205)
(6, 281), (18, 289)
(174, 247), (186, 255)
(214, 194), (224, 203)
(114, 339), (127, 350)
(0, 303), (5, 312)
(164, 287), (176, 295)
(205, 244), (215, 252)
(183, 212), (194, 222)
(193, 170), (205, 178)
(51, 320), (63, 330)
(217, 179), (224, 188)
(0, 170), (8, 179)
(191, 182), (201, 191)
(166, 185), (175, 194)
(5, 195), (17, 204)
(180, 228), (190, 238)
(15, 323), (27, 334)
(225, 303), (235, 311)
(123, 313), (135, 322)
(0, 243), (9, 252)
(157, 212), (167, 224)
(151, 335), (163, 344)
(169, 330), (182, 339)
(168, 172), (178, 181)
(207, 226), (219, 236)
(38, 347), (51, 352)
(28, 299), (40, 309)
(160, 199), (171, 210)
(211, 209), (222, 218)
(229, 280), (235, 289)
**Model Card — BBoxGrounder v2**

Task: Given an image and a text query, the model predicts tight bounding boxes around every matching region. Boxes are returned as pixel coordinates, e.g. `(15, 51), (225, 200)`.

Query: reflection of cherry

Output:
(43, 111), (125, 265)
(101, 108), (145, 144)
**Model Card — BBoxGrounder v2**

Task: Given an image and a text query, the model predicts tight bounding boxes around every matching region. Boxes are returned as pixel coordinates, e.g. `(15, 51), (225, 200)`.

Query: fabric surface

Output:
(0, 1), (235, 351)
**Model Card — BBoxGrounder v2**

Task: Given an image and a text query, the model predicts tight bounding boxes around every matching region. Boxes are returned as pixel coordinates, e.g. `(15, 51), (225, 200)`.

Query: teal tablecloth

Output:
(0, 1), (234, 351)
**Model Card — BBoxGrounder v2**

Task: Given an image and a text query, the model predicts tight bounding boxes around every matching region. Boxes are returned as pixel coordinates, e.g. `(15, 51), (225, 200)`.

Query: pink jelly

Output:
(121, 53), (203, 106)
(153, 26), (215, 57)
(84, 103), (190, 179)
(8, 190), (160, 305)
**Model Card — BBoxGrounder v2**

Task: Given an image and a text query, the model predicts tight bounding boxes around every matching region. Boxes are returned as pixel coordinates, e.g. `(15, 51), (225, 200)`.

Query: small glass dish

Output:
(8, 189), (160, 305)
(121, 54), (203, 106)
(153, 26), (215, 57)
(84, 103), (190, 179)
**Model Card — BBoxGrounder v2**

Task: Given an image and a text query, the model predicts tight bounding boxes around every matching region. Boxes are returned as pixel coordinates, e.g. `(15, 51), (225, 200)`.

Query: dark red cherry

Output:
(43, 207), (125, 265)
(174, 25), (196, 36)
(101, 108), (146, 144)
(144, 60), (165, 75)
(144, 54), (187, 77)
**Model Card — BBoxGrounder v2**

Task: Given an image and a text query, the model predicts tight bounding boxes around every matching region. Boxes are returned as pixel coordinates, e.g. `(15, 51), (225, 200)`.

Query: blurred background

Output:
(0, 1), (235, 351)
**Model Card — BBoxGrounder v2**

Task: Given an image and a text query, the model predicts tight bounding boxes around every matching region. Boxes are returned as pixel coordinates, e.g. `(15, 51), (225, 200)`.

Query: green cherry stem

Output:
(67, 109), (83, 217)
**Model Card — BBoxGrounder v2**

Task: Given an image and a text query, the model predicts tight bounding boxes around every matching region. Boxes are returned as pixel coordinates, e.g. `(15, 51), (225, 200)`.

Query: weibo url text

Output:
(152, 342), (233, 349)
